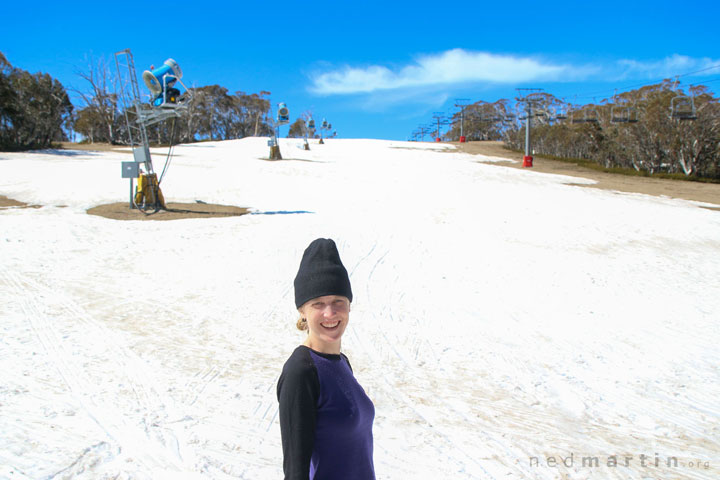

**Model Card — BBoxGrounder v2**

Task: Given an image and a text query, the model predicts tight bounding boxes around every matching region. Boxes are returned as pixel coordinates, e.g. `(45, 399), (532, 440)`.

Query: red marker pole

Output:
(523, 106), (533, 167)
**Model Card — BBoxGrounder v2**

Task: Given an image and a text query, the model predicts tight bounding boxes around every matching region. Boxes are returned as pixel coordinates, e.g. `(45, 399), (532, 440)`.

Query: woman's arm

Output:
(277, 349), (320, 480)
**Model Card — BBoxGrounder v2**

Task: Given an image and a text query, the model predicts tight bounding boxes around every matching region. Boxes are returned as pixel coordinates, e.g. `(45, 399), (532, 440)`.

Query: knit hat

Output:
(294, 238), (353, 308)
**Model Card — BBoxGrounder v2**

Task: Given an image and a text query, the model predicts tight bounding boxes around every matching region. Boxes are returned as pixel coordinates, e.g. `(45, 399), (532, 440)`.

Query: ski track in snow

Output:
(1, 137), (719, 479)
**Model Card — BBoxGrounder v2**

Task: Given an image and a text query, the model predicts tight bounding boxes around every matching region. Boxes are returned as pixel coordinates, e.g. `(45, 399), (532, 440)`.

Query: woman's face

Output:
(300, 295), (350, 352)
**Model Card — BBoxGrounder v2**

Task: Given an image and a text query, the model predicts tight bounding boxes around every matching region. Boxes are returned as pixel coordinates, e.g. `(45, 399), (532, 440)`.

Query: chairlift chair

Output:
(552, 105), (568, 121)
(670, 95), (697, 121)
(482, 114), (502, 122)
(610, 105), (638, 123)
(571, 106), (600, 124)
(552, 99), (569, 121)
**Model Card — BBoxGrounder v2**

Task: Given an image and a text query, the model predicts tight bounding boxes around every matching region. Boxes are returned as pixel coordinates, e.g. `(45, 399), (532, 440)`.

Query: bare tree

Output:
(72, 55), (121, 144)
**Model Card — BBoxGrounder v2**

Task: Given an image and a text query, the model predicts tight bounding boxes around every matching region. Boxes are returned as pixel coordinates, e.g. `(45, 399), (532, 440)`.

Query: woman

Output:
(277, 238), (376, 480)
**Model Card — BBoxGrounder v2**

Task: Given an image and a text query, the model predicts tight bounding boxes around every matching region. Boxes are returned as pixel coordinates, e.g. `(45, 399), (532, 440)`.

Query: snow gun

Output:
(142, 59), (185, 107)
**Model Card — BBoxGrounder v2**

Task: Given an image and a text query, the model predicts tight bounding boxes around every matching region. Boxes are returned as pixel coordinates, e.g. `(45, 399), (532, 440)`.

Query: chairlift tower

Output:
(423, 125), (433, 142)
(432, 112), (449, 142)
(516, 88), (544, 167)
(417, 125), (431, 142)
(454, 99), (470, 142)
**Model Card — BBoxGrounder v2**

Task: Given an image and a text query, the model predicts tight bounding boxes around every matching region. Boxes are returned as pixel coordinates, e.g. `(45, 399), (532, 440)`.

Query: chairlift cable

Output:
(689, 77), (720, 87)
(676, 63), (720, 79)
(573, 64), (720, 102)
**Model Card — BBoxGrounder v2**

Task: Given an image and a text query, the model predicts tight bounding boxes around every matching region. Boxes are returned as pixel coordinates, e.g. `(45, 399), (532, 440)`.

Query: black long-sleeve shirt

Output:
(277, 345), (375, 480)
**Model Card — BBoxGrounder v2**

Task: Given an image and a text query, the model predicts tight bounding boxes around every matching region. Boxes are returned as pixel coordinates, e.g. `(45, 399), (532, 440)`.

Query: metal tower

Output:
(115, 49), (153, 173)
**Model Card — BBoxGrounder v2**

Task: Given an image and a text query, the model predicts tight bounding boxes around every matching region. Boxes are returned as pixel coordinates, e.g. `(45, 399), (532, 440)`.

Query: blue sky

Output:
(2, 0), (719, 140)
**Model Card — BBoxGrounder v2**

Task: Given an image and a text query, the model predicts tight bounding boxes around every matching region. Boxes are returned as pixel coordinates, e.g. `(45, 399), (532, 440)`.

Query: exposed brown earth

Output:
(0, 195), (40, 209)
(56, 143), (252, 220)
(86, 202), (250, 221)
(454, 141), (720, 209)
(58, 142), (129, 152)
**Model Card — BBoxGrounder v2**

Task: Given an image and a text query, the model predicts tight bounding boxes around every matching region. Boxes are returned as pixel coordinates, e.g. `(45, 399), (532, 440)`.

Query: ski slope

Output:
(1, 138), (719, 479)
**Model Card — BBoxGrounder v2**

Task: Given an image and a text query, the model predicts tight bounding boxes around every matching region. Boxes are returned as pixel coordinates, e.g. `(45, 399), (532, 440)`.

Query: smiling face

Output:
(299, 295), (350, 354)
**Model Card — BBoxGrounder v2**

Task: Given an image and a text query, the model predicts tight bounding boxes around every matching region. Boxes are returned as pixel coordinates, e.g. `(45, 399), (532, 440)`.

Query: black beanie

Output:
(294, 238), (353, 308)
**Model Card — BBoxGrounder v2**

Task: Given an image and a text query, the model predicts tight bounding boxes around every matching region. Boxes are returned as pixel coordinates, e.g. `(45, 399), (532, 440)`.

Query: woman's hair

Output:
(296, 313), (308, 331)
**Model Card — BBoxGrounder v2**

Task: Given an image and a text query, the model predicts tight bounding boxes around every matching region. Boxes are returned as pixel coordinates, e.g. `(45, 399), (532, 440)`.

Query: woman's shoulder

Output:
(278, 346), (320, 399)
(281, 345), (317, 377)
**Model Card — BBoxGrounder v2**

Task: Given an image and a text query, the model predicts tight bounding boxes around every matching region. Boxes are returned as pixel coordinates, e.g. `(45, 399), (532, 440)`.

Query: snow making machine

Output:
(143, 59), (185, 107)
(319, 118), (329, 144)
(277, 103), (290, 123)
(269, 102), (290, 160)
(303, 117), (315, 150)
(115, 49), (192, 212)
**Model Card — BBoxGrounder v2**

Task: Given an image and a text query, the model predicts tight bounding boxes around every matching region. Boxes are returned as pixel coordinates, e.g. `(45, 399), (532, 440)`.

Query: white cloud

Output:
(309, 49), (588, 95)
(616, 54), (720, 80)
(309, 50), (720, 97)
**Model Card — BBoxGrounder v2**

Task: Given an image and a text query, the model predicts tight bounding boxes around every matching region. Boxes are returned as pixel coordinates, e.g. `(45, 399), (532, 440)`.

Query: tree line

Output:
(0, 52), (276, 151)
(446, 82), (720, 179)
(74, 84), (274, 145)
(72, 56), (275, 145)
(0, 52), (73, 150)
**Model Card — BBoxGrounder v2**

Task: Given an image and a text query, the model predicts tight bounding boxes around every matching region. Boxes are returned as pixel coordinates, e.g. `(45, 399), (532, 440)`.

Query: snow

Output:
(1, 137), (719, 479)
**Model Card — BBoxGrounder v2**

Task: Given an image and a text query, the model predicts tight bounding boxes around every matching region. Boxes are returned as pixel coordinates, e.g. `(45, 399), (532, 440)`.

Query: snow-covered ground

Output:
(1, 138), (718, 479)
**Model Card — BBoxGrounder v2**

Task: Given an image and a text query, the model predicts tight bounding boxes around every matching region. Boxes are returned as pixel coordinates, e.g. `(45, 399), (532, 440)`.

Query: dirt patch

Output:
(260, 157), (322, 163)
(58, 142), (130, 153)
(453, 141), (720, 207)
(87, 202), (251, 221)
(0, 195), (41, 209)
